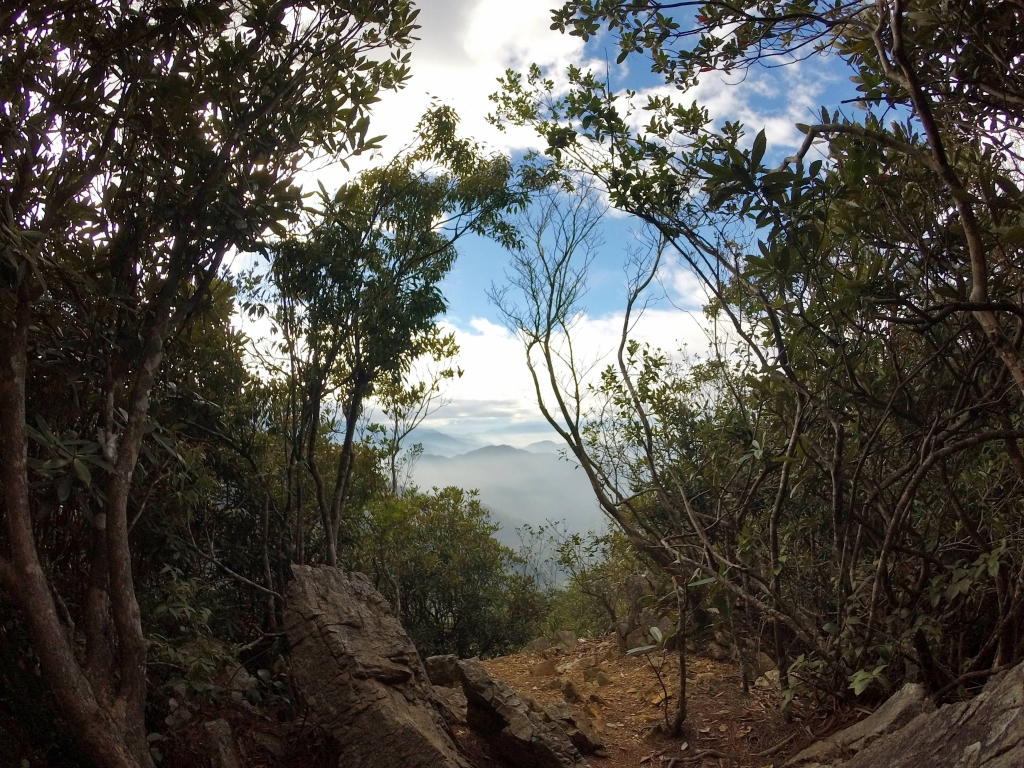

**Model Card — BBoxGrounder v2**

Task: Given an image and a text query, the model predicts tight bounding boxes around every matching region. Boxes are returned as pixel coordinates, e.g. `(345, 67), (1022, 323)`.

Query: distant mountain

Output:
(410, 444), (606, 534)
(522, 440), (563, 455)
(409, 428), (482, 457)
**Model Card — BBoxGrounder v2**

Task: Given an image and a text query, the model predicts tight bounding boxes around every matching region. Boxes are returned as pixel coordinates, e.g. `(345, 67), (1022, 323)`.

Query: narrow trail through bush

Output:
(476, 635), (848, 768)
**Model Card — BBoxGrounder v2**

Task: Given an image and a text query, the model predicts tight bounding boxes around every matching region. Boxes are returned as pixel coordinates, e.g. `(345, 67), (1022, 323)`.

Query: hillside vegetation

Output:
(2, 0), (1023, 766)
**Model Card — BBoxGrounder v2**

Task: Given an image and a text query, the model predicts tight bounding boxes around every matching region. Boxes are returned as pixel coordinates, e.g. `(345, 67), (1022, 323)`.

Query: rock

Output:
(531, 658), (560, 676)
(426, 655), (462, 688)
(842, 664), (1024, 768)
(227, 664), (258, 702)
(625, 628), (650, 650)
(592, 671), (613, 687)
(705, 640), (729, 662)
(544, 704), (605, 756)
(285, 566), (472, 768)
(203, 719), (241, 768)
(526, 637), (554, 652)
(786, 683), (934, 766)
(434, 685), (469, 726)
(582, 666), (603, 683)
(251, 731), (285, 758)
(561, 679), (584, 703)
(754, 652), (777, 676)
(457, 658), (589, 768)
(553, 630), (578, 653)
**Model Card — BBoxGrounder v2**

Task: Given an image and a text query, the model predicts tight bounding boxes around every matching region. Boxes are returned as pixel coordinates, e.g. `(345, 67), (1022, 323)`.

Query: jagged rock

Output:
(786, 683), (934, 766)
(787, 663), (1024, 768)
(426, 655), (462, 688)
(285, 566), (473, 768)
(842, 663), (1024, 768)
(434, 685), (469, 726)
(457, 657), (589, 768)
(203, 719), (241, 768)
(543, 703), (605, 756)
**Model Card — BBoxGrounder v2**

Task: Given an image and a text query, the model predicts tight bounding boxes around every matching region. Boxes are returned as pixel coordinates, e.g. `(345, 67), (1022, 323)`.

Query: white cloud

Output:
(274, 3), (838, 448)
(303, 0), (593, 193)
(423, 306), (711, 446)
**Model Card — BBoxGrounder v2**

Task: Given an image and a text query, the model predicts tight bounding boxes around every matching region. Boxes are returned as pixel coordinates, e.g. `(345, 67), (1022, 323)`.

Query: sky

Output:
(239, 0), (851, 448)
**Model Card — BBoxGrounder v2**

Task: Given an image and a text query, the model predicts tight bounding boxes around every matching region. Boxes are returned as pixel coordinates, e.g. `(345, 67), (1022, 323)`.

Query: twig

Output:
(754, 732), (797, 757)
(194, 538), (284, 602)
(678, 748), (733, 763)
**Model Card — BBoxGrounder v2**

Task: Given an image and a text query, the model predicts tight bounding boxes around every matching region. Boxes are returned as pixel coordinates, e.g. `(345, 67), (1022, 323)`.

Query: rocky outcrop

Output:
(787, 683), (935, 766)
(788, 662), (1024, 768)
(426, 654), (462, 688)
(457, 657), (590, 768)
(284, 566), (472, 768)
(543, 702), (604, 756)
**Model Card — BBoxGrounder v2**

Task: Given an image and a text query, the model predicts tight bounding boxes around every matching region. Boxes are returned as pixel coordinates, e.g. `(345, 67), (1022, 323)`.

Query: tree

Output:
(353, 486), (548, 658)
(491, 0), (1024, 711)
(368, 327), (462, 495)
(0, 2), (416, 765)
(247, 105), (526, 566)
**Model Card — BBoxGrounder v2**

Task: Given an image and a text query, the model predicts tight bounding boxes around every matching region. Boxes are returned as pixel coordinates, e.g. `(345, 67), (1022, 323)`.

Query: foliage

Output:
(0, 2), (417, 765)
(492, 0), (1024, 705)
(352, 487), (550, 658)
(241, 104), (525, 567)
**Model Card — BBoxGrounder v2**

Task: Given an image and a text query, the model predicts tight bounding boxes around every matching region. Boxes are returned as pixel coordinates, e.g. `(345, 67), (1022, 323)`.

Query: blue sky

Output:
(242, 0), (857, 447)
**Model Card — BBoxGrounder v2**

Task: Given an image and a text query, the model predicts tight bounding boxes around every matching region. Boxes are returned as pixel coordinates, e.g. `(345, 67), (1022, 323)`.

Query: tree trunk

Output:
(670, 582), (687, 736)
(0, 283), (156, 768)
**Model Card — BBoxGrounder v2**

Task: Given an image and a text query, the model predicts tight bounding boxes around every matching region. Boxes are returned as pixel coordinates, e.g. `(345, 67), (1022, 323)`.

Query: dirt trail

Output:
(478, 636), (815, 768)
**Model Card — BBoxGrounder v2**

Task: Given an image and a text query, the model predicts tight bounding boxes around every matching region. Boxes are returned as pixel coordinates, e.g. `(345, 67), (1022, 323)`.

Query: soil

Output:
(475, 635), (827, 768)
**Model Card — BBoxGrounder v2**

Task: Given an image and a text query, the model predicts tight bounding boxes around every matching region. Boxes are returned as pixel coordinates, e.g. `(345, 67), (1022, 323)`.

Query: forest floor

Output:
(470, 635), (856, 768)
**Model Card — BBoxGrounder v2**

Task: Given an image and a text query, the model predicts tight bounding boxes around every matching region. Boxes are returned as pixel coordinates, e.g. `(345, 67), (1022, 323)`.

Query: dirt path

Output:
(479, 636), (812, 768)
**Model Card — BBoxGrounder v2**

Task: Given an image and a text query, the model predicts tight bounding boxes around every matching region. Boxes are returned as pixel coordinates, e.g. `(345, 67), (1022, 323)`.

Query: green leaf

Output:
(751, 129), (767, 168)
(688, 576), (717, 588)
(73, 458), (92, 485)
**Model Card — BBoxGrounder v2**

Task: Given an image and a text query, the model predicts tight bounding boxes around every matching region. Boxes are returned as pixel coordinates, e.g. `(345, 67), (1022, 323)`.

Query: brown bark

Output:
(0, 283), (155, 768)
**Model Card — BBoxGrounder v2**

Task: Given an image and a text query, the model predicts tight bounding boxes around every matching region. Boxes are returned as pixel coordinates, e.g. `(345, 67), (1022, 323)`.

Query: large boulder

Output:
(285, 566), (473, 768)
(457, 658), (590, 768)
(788, 661), (1024, 768)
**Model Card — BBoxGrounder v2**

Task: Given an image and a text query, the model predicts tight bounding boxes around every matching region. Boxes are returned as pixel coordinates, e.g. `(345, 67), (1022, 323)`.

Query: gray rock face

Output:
(434, 685), (469, 726)
(285, 566), (473, 768)
(787, 683), (935, 766)
(426, 654), (462, 688)
(543, 703), (605, 756)
(457, 657), (590, 768)
(844, 664), (1024, 768)
(788, 662), (1024, 768)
